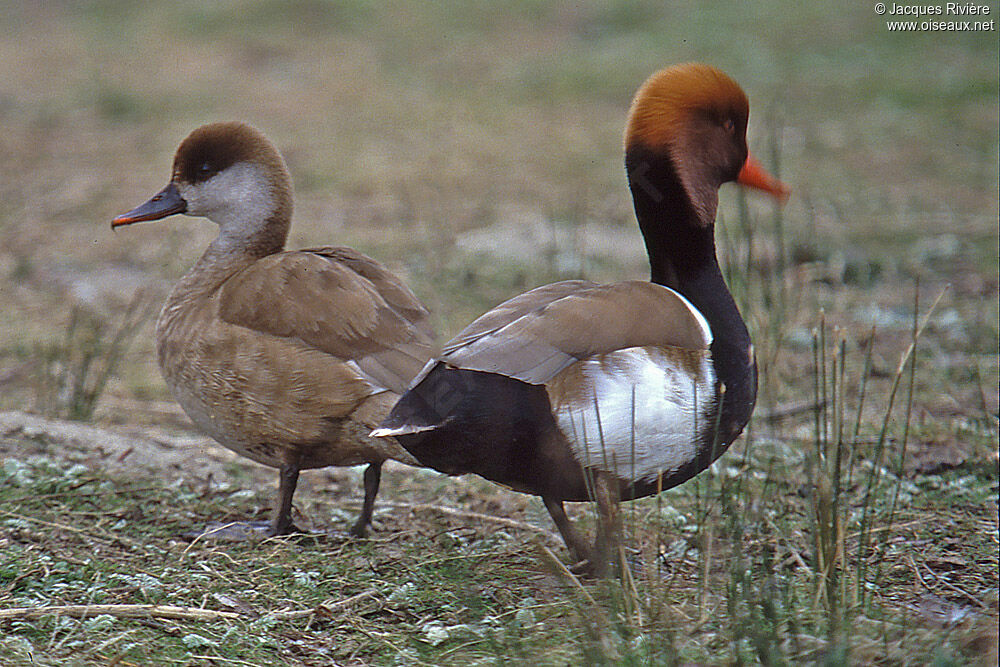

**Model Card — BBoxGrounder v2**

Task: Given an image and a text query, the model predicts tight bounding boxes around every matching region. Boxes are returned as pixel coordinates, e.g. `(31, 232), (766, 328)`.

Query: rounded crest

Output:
(625, 63), (749, 150)
(172, 121), (288, 186)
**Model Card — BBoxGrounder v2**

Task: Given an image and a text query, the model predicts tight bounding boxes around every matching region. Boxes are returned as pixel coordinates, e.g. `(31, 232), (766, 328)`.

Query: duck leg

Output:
(591, 470), (623, 578)
(268, 461), (302, 536)
(543, 496), (592, 566)
(349, 462), (382, 537)
(543, 472), (623, 577)
(188, 459), (303, 541)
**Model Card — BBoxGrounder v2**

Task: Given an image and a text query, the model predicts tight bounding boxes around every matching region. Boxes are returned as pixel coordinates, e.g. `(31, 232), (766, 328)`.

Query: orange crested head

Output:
(625, 63), (749, 152)
(623, 63), (788, 207)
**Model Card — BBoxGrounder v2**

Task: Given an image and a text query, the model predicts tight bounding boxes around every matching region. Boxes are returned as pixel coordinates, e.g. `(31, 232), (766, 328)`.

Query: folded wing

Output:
(440, 279), (712, 384)
(217, 246), (434, 394)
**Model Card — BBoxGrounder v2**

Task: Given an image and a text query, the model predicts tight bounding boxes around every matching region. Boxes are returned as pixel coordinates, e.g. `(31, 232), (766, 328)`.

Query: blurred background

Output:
(0, 0), (996, 433)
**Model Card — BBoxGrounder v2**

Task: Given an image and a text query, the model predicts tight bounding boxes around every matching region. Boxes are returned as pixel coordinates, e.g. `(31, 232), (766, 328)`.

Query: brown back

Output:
(217, 246), (434, 394)
(440, 280), (711, 385)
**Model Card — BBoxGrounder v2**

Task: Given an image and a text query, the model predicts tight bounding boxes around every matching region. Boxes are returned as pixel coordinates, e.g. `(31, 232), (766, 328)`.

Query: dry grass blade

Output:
(32, 291), (156, 421)
(538, 545), (597, 608)
(374, 500), (559, 538)
(270, 591), (379, 620)
(0, 604), (240, 622)
(856, 287), (948, 601)
(758, 400), (826, 423)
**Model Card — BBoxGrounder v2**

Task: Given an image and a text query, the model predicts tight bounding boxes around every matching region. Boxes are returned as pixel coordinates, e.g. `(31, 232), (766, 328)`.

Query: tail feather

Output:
(370, 423), (438, 438)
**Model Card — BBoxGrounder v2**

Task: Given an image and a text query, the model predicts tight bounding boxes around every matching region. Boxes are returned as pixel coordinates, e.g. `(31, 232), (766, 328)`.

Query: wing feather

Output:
(440, 280), (711, 385)
(217, 246), (433, 393)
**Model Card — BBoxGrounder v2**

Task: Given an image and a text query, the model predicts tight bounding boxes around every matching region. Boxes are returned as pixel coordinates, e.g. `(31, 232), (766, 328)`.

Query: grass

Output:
(1, 400), (995, 664)
(1, 0), (998, 664)
(30, 293), (154, 421)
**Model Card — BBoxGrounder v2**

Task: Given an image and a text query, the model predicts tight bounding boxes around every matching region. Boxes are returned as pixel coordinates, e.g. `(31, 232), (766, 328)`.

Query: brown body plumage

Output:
(113, 122), (433, 538)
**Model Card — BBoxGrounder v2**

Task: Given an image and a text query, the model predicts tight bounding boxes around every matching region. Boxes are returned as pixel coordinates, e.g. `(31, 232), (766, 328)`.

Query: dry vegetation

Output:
(1, 1), (997, 665)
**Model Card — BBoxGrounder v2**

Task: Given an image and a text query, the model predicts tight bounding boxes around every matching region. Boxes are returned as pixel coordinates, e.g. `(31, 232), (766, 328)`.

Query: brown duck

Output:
(373, 64), (789, 574)
(112, 122), (433, 538)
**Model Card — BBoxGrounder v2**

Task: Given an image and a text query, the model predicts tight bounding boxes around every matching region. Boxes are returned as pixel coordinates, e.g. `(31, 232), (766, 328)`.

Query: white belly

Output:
(546, 346), (716, 483)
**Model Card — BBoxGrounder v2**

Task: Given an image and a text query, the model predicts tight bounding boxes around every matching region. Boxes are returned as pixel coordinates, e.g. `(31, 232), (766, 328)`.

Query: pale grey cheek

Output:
(179, 176), (232, 218)
(175, 164), (275, 230)
(177, 184), (205, 216)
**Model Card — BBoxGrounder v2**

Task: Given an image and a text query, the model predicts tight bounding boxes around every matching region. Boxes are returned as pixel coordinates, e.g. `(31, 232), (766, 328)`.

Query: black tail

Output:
(376, 365), (564, 490)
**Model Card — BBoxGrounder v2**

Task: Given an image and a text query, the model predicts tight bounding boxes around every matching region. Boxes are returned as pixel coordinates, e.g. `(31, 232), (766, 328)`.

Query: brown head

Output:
(112, 122), (294, 255)
(625, 63), (788, 228)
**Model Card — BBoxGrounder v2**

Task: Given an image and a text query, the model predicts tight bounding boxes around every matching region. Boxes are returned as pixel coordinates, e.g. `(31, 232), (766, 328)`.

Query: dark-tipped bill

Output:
(737, 153), (790, 203)
(111, 183), (187, 228)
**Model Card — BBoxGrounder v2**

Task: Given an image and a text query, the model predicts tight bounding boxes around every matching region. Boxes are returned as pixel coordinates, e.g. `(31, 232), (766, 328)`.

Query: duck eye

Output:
(723, 118), (735, 134)
(198, 161), (212, 175)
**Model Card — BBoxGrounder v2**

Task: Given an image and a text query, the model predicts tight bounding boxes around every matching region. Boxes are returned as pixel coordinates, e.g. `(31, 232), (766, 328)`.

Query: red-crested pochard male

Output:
(112, 122), (434, 539)
(372, 64), (789, 574)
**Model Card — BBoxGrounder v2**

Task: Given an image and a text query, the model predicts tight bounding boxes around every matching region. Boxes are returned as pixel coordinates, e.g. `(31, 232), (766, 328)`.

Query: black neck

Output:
(625, 144), (757, 444)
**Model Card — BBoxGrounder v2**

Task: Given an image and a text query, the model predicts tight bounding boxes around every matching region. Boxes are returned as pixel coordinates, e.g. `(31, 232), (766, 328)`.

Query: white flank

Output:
(548, 346), (716, 483)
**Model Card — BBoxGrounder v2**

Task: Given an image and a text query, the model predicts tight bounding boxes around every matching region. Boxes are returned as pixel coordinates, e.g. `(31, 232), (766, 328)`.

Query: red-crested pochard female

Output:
(112, 122), (433, 538)
(372, 64), (789, 574)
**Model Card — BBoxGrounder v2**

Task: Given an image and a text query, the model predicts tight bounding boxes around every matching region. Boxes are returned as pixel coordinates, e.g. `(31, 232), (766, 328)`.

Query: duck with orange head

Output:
(373, 64), (789, 575)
